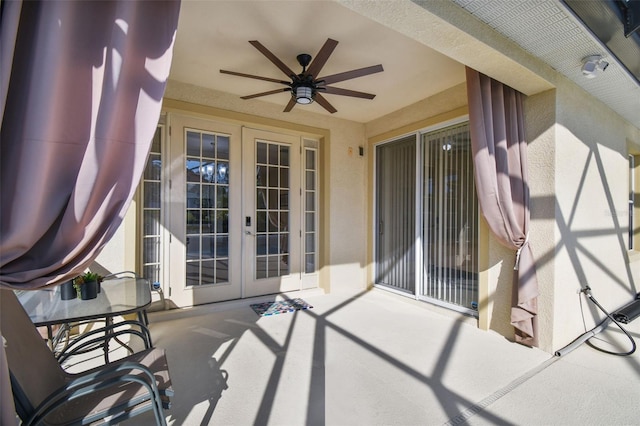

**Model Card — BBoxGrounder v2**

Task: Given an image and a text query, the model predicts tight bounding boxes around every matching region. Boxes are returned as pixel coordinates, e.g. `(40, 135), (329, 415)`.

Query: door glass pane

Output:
(202, 133), (215, 158)
(141, 127), (163, 290)
(186, 131), (201, 156)
(144, 210), (160, 235)
(143, 178), (160, 203)
(185, 129), (231, 286)
(218, 136), (230, 160)
(255, 140), (290, 279)
(375, 136), (416, 293)
(304, 148), (318, 274)
(144, 154), (161, 180)
(422, 123), (478, 311)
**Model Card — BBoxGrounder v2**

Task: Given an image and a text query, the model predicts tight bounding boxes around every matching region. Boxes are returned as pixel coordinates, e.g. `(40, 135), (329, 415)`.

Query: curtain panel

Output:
(0, 0), (181, 290)
(465, 67), (539, 347)
(1, 2), (180, 420)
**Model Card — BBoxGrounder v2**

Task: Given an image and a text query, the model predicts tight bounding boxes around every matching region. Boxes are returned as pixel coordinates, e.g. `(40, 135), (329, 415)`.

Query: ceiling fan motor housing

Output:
(297, 53), (312, 69)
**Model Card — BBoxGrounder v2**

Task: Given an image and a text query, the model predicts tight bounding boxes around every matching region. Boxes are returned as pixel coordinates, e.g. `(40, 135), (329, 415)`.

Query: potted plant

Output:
(59, 279), (76, 300)
(74, 272), (101, 300)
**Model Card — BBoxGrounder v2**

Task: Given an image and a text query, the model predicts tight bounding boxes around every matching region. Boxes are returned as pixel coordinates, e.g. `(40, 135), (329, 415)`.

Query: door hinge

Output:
(168, 287), (172, 297)
(169, 179), (172, 190)
(169, 126), (171, 136)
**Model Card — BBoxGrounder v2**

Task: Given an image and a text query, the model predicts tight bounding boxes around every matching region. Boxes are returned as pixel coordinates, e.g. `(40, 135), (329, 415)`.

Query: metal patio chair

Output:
(1, 289), (173, 425)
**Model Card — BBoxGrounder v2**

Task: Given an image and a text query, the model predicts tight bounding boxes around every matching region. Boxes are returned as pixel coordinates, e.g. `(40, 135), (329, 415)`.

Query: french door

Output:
(242, 129), (302, 297)
(166, 116), (307, 307)
(168, 116), (242, 307)
(375, 121), (478, 314)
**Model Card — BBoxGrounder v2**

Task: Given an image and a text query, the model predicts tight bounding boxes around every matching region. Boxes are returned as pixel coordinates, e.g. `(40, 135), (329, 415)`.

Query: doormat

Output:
(250, 298), (313, 317)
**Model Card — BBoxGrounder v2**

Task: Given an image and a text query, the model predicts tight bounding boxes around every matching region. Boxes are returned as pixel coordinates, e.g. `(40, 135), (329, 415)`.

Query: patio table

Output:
(16, 277), (152, 363)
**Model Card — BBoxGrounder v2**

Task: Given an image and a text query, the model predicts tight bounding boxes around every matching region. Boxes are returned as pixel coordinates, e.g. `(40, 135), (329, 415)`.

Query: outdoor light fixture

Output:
(581, 55), (609, 79)
(295, 85), (313, 104)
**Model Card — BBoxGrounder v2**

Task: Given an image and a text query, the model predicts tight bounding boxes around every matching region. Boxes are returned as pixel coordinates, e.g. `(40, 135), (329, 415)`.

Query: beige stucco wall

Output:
(93, 198), (137, 276)
(524, 89), (557, 352)
(551, 82), (640, 351)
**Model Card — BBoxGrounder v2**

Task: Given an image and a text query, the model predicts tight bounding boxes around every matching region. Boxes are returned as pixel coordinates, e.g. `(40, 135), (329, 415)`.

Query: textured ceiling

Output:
(450, 0), (640, 128)
(170, 0), (640, 128)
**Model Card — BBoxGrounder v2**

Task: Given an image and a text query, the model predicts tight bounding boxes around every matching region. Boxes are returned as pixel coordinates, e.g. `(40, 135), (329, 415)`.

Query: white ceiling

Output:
(169, 0), (640, 127)
(169, 0), (466, 123)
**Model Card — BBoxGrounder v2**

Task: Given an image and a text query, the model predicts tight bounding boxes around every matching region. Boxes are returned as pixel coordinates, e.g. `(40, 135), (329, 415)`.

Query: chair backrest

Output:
(0, 290), (67, 412)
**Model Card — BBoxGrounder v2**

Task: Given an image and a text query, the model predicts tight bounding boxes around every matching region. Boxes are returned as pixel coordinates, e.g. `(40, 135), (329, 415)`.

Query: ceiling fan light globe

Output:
(295, 86), (313, 104)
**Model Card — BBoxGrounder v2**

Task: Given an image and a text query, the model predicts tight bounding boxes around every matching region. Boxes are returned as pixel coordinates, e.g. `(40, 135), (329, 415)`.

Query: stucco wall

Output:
(93, 198), (137, 276)
(525, 89), (557, 352)
(552, 82), (640, 351)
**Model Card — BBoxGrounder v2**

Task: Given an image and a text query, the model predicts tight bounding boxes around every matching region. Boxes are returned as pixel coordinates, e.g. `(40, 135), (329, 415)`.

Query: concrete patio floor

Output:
(115, 288), (639, 425)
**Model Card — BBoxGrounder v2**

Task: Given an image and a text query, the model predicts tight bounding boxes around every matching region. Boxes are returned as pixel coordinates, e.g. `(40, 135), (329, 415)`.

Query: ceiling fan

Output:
(220, 38), (383, 113)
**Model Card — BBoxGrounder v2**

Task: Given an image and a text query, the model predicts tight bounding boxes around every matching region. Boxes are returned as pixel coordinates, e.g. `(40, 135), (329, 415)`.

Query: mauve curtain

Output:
(0, 1), (180, 421)
(0, 0), (181, 290)
(465, 67), (539, 347)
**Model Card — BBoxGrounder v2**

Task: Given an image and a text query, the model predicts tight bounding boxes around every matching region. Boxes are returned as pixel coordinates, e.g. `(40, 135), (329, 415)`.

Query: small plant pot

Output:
(80, 280), (98, 300)
(60, 280), (76, 300)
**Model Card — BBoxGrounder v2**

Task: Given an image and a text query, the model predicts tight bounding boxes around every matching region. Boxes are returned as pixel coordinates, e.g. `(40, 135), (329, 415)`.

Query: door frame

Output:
(162, 112), (321, 307)
(372, 117), (479, 316)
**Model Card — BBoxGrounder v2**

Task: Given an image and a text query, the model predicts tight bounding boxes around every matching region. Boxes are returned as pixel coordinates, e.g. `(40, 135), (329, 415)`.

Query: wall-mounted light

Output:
(581, 55), (609, 79)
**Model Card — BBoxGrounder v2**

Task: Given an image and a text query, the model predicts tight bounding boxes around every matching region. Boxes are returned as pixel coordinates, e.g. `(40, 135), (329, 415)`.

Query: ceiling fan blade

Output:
(241, 88), (291, 100)
(220, 69), (290, 85)
(305, 38), (339, 78)
(314, 93), (337, 114)
(283, 97), (297, 112)
(318, 64), (384, 85)
(249, 40), (297, 78)
(322, 86), (376, 99)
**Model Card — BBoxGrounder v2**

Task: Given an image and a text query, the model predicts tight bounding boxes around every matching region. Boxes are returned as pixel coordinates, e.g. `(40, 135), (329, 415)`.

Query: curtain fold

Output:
(0, 0), (181, 290)
(1, 2), (180, 421)
(465, 67), (539, 347)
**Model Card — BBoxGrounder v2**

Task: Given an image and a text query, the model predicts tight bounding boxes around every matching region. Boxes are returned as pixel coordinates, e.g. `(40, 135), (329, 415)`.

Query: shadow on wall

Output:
(509, 140), (638, 350)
